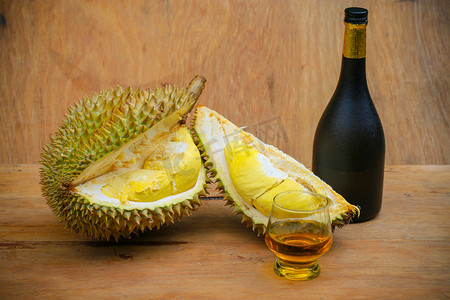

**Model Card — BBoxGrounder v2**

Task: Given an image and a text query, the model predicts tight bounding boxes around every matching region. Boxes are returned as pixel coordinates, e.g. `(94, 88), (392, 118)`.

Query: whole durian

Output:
(192, 106), (359, 235)
(40, 76), (207, 241)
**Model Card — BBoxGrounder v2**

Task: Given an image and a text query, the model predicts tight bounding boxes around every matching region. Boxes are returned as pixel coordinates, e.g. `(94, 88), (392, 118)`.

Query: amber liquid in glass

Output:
(265, 220), (332, 264)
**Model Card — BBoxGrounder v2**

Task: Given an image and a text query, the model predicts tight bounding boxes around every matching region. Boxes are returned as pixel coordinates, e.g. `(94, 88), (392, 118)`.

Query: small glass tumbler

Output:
(264, 190), (333, 280)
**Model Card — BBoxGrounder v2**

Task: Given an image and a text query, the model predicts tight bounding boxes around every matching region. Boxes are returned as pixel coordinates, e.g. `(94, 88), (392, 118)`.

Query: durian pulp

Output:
(76, 125), (201, 205)
(225, 140), (319, 217)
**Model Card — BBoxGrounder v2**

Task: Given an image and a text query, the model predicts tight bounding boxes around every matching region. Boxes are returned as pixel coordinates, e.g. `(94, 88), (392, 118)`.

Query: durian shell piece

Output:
(40, 76), (207, 241)
(56, 175), (207, 241)
(192, 105), (359, 235)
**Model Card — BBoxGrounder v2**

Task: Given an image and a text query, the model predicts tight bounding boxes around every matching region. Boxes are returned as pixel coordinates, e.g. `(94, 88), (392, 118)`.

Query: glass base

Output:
(273, 259), (320, 281)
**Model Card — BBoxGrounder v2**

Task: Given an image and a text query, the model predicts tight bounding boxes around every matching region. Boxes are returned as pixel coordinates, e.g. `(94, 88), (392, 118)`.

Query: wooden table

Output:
(1, 165), (449, 299)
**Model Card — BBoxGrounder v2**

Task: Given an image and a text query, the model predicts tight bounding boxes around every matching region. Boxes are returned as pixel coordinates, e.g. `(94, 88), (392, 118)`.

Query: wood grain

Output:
(0, 0), (449, 165)
(0, 164), (449, 299)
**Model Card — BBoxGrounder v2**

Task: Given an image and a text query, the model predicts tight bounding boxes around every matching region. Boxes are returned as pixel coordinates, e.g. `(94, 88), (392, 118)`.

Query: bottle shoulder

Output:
(314, 92), (385, 151)
(320, 89), (381, 123)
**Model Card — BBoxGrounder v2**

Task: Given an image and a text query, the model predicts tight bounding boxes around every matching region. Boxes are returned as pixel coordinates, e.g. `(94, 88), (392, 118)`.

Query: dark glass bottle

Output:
(312, 7), (385, 222)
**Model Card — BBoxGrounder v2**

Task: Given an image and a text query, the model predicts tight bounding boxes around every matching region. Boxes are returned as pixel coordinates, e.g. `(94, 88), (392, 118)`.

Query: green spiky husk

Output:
(40, 77), (207, 241)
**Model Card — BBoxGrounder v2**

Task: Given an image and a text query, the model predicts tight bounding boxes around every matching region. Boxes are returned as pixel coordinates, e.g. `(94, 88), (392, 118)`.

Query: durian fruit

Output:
(192, 105), (359, 236)
(40, 75), (207, 241)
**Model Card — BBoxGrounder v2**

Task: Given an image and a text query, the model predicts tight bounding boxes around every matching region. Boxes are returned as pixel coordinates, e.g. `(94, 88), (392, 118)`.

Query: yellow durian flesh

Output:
(144, 126), (201, 194)
(102, 169), (173, 202)
(99, 126), (201, 204)
(224, 140), (286, 205)
(253, 178), (321, 217)
(225, 140), (321, 217)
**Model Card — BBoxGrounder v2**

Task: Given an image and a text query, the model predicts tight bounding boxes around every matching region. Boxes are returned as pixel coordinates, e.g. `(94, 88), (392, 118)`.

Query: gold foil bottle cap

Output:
(343, 8), (368, 59)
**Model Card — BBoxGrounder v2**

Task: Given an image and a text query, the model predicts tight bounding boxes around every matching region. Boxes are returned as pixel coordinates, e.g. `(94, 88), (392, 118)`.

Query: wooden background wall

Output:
(0, 0), (448, 166)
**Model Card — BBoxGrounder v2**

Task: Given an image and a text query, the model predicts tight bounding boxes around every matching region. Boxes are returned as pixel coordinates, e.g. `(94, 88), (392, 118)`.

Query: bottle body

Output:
(312, 8), (385, 222)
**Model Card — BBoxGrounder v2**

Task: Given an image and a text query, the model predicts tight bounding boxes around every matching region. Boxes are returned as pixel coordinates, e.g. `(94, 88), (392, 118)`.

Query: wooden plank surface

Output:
(0, 0), (449, 165)
(0, 165), (449, 299)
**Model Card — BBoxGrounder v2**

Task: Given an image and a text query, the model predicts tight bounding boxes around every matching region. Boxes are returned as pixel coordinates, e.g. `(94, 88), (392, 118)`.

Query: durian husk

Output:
(192, 105), (359, 236)
(40, 75), (207, 241)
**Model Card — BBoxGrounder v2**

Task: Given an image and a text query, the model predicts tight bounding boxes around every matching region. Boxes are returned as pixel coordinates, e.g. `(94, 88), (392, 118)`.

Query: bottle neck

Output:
(335, 22), (368, 92)
(337, 57), (367, 89)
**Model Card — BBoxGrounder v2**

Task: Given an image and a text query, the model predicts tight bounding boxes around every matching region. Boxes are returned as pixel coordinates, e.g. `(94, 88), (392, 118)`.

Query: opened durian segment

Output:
(75, 125), (203, 207)
(193, 105), (358, 230)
